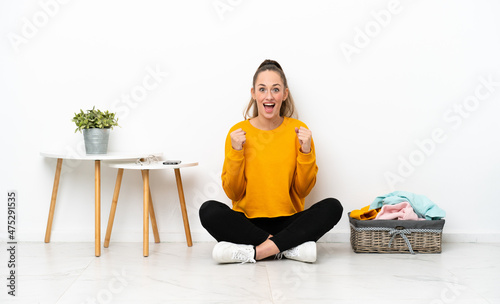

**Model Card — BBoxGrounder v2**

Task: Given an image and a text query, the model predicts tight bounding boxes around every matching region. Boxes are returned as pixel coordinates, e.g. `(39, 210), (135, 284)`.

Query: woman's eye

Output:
(259, 88), (266, 92)
(273, 88), (280, 92)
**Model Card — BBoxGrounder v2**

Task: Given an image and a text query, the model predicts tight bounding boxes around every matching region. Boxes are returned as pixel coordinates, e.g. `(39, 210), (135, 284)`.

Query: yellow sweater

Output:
(221, 117), (318, 218)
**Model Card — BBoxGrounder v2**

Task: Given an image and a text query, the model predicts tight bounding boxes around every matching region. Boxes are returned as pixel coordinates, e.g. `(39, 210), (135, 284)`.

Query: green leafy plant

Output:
(72, 106), (119, 133)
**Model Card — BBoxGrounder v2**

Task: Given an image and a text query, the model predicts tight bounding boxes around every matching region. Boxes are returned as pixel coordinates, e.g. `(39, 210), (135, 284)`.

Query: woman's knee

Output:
(199, 200), (232, 227)
(199, 200), (223, 225)
(318, 197), (344, 225)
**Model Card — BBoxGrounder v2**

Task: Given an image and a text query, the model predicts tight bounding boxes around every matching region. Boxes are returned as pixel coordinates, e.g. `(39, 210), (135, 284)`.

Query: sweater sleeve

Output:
(221, 132), (246, 201)
(292, 139), (318, 198)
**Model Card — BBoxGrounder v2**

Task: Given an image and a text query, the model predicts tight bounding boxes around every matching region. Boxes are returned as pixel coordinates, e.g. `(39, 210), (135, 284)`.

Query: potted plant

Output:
(72, 106), (119, 154)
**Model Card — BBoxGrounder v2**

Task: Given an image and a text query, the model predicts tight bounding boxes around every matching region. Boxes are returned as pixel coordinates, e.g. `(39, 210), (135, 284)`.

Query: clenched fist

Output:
(295, 127), (312, 153)
(230, 128), (246, 150)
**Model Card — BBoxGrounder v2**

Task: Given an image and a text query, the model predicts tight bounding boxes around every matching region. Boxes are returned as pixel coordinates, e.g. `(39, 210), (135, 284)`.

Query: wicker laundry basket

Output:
(349, 213), (445, 254)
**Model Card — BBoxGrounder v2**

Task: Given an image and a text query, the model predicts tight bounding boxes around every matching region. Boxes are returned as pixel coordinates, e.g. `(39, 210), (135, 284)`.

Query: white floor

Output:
(1, 242), (499, 304)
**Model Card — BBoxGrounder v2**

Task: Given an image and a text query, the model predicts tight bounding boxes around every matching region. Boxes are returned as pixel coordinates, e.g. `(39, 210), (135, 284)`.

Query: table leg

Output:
(95, 160), (101, 257)
(142, 170), (150, 257)
(45, 158), (63, 243)
(148, 186), (160, 243)
(174, 168), (193, 247)
(104, 168), (124, 248)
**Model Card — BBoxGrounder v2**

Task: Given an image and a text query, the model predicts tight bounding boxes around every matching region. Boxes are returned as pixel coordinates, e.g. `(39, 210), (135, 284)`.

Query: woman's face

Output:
(251, 70), (289, 120)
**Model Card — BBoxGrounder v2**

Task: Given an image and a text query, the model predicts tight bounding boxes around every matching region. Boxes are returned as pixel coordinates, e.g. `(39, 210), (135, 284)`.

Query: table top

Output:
(40, 151), (163, 161)
(107, 161), (198, 170)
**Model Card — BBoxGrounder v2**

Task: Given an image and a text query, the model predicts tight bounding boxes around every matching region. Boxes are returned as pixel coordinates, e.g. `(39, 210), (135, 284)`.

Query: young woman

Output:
(199, 59), (343, 263)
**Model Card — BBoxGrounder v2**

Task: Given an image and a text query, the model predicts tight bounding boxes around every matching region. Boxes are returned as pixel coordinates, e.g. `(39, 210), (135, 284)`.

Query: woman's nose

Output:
(265, 90), (273, 99)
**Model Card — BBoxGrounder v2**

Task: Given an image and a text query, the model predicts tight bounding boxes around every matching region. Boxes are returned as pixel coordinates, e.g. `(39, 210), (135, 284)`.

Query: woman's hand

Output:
(230, 128), (246, 150)
(295, 127), (312, 153)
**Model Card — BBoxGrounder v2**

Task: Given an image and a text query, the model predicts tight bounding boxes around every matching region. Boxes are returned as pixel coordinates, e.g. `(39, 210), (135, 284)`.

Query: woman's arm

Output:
(293, 127), (318, 197)
(221, 129), (247, 201)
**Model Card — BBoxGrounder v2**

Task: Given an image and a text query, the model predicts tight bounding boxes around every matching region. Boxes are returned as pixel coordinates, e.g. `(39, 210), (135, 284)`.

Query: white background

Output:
(1, 0), (499, 243)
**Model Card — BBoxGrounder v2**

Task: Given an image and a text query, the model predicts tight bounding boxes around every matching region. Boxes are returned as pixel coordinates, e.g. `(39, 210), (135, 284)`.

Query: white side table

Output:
(105, 161), (198, 257)
(40, 151), (161, 257)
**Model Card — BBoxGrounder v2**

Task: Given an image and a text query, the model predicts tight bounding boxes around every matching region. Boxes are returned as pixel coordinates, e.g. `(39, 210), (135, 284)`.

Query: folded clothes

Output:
(369, 191), (446, 220)
(350, 205), (380, 220)
(375, 202), (424, 221)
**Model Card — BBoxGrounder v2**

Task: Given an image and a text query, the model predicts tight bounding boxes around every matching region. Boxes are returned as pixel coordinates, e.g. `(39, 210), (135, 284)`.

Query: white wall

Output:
(1, 0), (499, 243)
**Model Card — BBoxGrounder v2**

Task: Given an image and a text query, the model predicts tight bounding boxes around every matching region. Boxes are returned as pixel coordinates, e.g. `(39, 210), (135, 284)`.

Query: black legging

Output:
(199, 198), (343, 252)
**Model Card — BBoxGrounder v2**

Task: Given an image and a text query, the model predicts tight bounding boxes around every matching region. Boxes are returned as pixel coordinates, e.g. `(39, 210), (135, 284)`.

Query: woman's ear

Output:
(251, 87), (256, 100)
(284, 87), (289, 101)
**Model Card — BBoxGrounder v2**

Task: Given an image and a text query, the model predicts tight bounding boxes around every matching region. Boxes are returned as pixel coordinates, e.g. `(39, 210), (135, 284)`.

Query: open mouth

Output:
(263, 102), (275, 113)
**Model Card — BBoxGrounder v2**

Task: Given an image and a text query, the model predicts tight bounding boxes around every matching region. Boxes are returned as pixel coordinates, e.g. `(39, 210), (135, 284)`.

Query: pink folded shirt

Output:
(374, 202), (424, 221)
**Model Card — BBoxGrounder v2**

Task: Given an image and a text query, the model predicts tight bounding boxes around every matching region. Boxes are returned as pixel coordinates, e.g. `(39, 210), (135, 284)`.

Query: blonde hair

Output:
(244, 59), (297, 119)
